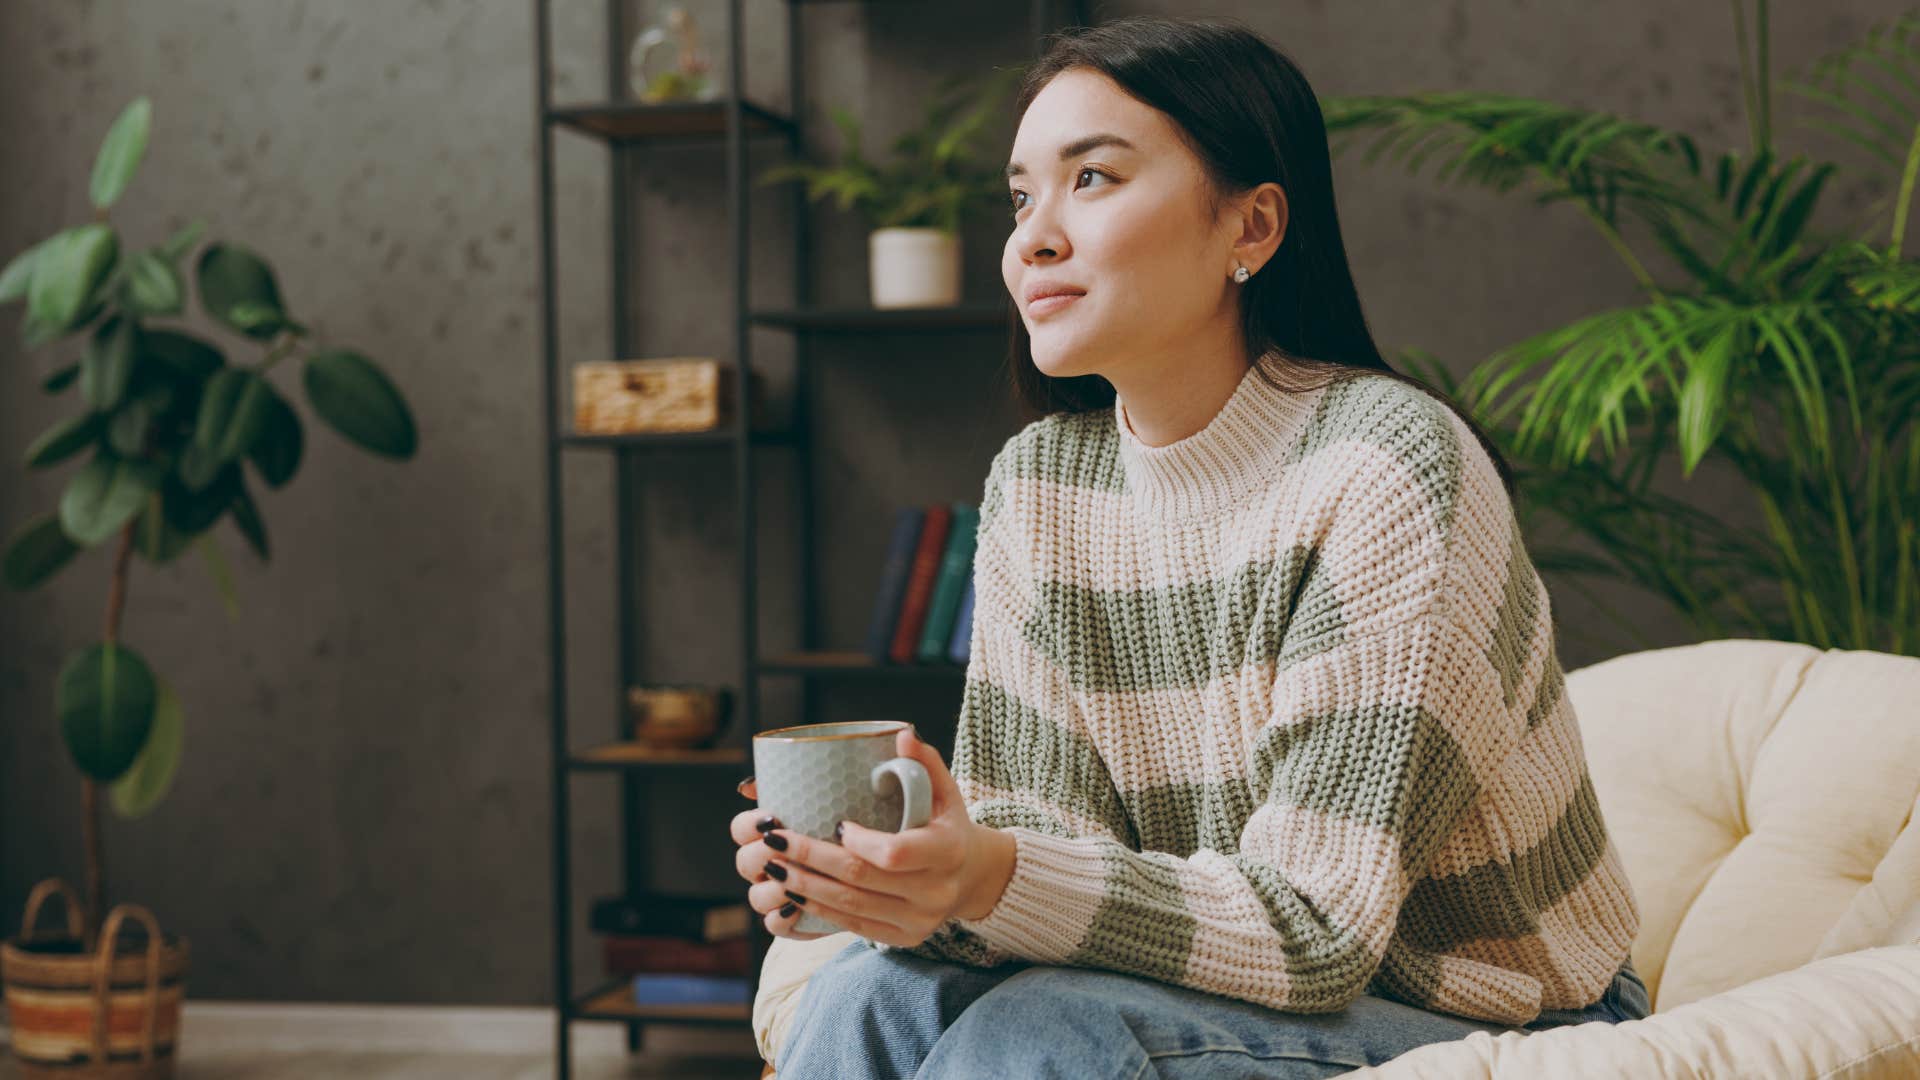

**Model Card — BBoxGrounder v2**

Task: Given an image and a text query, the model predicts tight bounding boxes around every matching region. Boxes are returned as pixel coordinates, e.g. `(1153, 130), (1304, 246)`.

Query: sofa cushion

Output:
(1343, 944), (1920, 1079)
(1565, 641), (1920, 1011)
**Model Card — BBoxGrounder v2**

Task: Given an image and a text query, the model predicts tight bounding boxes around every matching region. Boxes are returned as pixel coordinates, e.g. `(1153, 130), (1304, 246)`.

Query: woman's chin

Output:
(1030, 341), (1097, 380)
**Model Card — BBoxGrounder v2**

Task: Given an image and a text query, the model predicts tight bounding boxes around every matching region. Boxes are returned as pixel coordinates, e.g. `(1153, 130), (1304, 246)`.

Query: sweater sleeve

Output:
(903, 409), (1534, 1012)
(883, 445), (1140, 969)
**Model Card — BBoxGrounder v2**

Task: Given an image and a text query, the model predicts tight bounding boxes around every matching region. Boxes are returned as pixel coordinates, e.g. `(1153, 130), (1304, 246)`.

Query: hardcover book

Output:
(588, 895), (749, 942)
(862, 506), (926, 663)
(629, 972), (751, 1006)
(602, 934), (750, 976)
(888, 503), (952, 664)
(918, 502), (979, 662)
(947, 570), (975, 664)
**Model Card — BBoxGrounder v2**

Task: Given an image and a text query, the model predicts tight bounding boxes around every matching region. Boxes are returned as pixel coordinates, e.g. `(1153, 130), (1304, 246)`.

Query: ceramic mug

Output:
(751, 720), (932, 934)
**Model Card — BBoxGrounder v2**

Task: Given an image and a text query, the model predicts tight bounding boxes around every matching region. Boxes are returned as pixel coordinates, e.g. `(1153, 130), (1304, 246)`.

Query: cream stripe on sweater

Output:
(886, 361), (1642, 1026)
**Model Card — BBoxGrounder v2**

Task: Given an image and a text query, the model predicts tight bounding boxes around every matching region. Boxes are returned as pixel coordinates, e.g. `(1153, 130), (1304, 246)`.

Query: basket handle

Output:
(88, 903), (164, 1066)
(18, 877), (83, 941)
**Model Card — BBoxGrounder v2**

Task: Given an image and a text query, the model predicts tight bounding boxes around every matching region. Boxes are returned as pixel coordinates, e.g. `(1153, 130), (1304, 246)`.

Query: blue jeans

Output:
(778, 938), (1651, 1079)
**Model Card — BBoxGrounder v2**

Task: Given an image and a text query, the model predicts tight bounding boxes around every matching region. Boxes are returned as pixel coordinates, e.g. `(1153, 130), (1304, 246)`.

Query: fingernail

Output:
(785, 890), (807, 906)
(833, 821), (845, 844)
(755, 815), (780, 833)
(765, 861), (788, 881)
(736, 775), (754, 795)
(764, 831), (789, 851)
(779, 902), (797, 918)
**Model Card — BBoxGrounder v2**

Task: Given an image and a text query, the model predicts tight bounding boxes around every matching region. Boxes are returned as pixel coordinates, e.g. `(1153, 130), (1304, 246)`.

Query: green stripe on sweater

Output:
(1252, 700), (1482, 880)
(1371, 938), (1447, 1011)
(1286, 375), (1465, 534)
(1232, 855), (1394, 1012)
(954, 676), (1135, 843)
(1125, 781), (1256, 855)
(1069, 849), (1196, 984)
(1396, 770), (1613, 951)
(1526, 661), (1564, 732)
(1002, 410), (1127, 493)
(1019, 548), (1319, 693)
(1486, 513), (1543, 709)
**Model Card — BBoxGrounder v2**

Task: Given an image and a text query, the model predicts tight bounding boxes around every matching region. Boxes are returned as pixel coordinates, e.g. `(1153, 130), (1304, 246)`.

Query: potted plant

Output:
(755, 67), (1022, 308)
(0, 97), (418, 1077)
(1323, 0), (1918, 658)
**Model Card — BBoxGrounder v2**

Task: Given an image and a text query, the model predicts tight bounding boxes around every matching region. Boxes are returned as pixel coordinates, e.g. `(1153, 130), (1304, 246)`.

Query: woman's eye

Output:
(1009, 168), (1110, 215)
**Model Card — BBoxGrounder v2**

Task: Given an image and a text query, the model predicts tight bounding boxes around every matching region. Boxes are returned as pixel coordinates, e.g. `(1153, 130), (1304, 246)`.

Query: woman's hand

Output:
(729, 777), (834, 941)
(727, 726), (1016, 946)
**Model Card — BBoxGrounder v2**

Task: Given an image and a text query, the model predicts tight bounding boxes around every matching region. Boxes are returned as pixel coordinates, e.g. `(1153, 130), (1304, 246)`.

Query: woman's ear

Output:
(1234, 181), (1288, 273)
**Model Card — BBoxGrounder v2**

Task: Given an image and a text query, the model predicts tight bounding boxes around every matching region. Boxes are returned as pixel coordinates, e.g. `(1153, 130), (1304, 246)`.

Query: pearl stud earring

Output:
(1233, 265), (1250, 283)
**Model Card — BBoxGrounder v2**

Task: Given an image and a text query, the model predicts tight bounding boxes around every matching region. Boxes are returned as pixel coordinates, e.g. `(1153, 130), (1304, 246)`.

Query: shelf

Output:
(534, 0), (1094, 1071)
(758, 651), (968, 678)
(547, 99), (796, 141)
(558, 428), (796, 450)
(572, 980), (753, 1025)
(748, 303), (1012, 332)
(570, 742), (748, 770)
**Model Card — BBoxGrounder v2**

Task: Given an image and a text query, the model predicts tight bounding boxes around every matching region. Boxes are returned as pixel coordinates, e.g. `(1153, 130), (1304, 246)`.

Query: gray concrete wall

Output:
(1, 0), (1903, 1006)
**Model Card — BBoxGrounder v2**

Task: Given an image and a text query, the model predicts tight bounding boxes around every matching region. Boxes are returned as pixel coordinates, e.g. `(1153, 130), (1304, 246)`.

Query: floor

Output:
(0, 1002), (766, 1079)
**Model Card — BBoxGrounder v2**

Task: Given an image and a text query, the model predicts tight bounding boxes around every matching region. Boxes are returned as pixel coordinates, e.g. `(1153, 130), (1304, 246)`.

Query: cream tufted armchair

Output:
(751, 640), (1920, 1078)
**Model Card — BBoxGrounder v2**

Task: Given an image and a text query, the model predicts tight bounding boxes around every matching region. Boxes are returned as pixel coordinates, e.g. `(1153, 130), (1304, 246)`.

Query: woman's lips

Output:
(1028, 291), (1084, 316)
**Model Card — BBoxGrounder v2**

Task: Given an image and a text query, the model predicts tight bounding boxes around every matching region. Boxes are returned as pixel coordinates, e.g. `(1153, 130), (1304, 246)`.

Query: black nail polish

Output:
(764, 831), (789, 851)
(833, 821), (845, 844)
(785, 890), (807, 906)
(779, 902), (797, 918)
(755, 815), (780, 833)
(765, 861), (788, 881)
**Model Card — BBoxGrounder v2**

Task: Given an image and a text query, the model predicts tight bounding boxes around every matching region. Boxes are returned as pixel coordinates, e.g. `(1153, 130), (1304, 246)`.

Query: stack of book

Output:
(592, 893), (752, 1006)
(863, 502), (979, 666)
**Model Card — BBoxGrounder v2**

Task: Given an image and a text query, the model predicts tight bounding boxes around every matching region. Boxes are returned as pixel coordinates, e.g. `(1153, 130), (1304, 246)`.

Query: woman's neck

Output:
(1109, 332), (1252, 448)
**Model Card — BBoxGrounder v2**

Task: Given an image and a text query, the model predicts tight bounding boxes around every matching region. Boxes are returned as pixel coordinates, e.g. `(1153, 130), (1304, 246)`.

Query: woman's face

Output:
(1002, 68), (1241, 381)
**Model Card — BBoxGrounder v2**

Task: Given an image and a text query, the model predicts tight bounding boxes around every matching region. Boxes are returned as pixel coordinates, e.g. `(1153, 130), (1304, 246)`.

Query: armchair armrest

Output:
(752, 932), (861, 1066)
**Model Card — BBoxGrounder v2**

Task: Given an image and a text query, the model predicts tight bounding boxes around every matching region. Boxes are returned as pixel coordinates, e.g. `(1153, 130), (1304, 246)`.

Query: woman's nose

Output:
(1013, 201), (1066, 263)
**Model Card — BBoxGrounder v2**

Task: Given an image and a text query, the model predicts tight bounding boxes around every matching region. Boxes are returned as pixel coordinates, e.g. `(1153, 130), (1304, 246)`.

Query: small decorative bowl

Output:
(626, 685), (731, 749)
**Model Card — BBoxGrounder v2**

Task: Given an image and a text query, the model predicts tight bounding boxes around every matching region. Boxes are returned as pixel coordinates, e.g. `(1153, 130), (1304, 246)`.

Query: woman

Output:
(730, 15), (1648, 1078)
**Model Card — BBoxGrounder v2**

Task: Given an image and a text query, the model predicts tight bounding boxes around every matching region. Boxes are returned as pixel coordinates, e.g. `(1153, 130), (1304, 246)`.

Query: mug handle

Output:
(870, 758), (932, 830)
(795, 759), (932, 936)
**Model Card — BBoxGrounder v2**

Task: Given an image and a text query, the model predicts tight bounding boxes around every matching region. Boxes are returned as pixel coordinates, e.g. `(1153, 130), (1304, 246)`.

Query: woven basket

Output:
(1, 879), (189, 1079)
(572, 357), (767, 435)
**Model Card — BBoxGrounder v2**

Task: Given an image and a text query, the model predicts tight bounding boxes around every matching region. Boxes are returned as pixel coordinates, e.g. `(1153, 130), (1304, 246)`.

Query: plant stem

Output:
(1731, 0), (1761, 156)
(1891, 121), (1920, 259)
(1822, 437), (1870, 646)
(1569, 196), (1662, 294)
(80, 780), (100, 952)
(1756, 0), (1771, 156)
(83, 520), (138, 949)
(258, 334), (298, 373)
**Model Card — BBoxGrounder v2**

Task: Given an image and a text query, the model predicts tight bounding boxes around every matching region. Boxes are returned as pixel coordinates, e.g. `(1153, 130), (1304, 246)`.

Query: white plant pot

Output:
(869, 227), (961, 309)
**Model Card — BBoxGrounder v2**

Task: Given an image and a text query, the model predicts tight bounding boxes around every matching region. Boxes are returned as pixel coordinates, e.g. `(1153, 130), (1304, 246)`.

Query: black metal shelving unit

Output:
(532, 1), (1088, 1075)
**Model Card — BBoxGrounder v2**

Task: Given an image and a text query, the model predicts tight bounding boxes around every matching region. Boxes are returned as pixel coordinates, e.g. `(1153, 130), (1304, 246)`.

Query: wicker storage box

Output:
(572, 357), (765, 435)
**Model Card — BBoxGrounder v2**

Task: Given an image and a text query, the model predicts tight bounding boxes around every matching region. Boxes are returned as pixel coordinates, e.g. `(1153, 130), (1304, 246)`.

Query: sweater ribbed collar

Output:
(1114, 361), (1322, 524)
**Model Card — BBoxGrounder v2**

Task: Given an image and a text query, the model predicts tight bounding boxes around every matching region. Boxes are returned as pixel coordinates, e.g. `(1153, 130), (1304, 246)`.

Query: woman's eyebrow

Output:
(1005, 133), (1138, 179)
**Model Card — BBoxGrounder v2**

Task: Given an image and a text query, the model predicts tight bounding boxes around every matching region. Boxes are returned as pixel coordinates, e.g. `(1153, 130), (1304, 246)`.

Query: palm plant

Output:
(1323, 0), (1919, 657)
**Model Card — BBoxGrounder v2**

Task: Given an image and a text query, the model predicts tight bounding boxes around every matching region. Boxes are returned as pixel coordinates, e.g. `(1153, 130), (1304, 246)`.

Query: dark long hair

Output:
(1003, 15), (1515, 497)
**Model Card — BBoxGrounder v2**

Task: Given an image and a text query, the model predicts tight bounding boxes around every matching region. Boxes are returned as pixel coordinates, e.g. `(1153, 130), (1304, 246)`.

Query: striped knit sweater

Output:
(887, 362), (1641, 1026)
